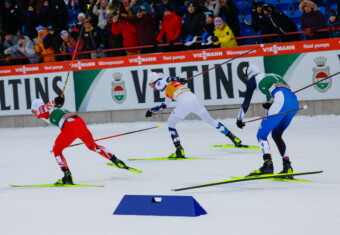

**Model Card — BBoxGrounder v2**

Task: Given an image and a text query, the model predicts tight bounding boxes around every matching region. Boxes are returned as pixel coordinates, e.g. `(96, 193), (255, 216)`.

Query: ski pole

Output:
(244, 105), (307, 124)
(50, 125), (161, 152)
(187, 44), (263, 81)
(293, 71), (340, 94)
(152, 107), (240, 115)
(61, 4), (91, 97)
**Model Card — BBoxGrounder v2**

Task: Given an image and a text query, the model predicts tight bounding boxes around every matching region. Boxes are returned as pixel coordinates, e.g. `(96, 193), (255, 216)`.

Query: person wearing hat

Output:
(178, 1), (205, 49)
(60, 29), (87, 60)
(73, 12), (86, 37)
(212, 17), (237, 48)
(156, 5), (182, 51)
(145, 72), (243, 158)
(30, 96), (129, 185)
(1, 0), (22, 35)
(129, 0), (152, 17)
(300, 0), (328, 40)
(4, 34), (40, 64)
(262, 3), (299, 42)
(34, 25), (56, 62)
(22, 4), (39, 40)
(217, 0), (241, 41)
(200, 11), (215, 47)
(327, 9), (340, 38)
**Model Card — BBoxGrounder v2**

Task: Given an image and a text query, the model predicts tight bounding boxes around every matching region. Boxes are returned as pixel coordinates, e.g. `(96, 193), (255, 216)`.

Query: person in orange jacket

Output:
(34, 25), (56, 62)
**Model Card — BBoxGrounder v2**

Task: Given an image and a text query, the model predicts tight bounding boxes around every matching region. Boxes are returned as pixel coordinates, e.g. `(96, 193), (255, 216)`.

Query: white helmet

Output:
(245, 64), (261, 79)
(148, 72), (160, 84)
(31, 99), (44, 111)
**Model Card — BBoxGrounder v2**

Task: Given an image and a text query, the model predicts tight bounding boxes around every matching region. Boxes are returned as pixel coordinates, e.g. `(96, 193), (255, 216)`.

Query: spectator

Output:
(327, 9), (340, 38)
(29, 0), (44, 15)
(66, 1), (82, 27)
(201, 11), (215, 47)
(2, 0), (22, 35)
(51, 0), (69, 31)
(129, 0), (152, 17)
(4, 35), (40, 64)
(156, 5), (182, 51)
(44, 26), (62, 61)
(103, 12), (125, 57)
(38, 0), (56, 28)
(248, 1), (278, 44)
(204, 0), (220, 17)
(300, 0), (328, 40)
(73, 12), (86, 37)
(178, 1), (205, 49)
(121, 0), (130, 12)
(93, 0), (111, 30)
(34, 25), (56, 62)
(212, 17), (237, 48)
(22, 4), (39, 40)
(120, 6), (156, 54)
(262, 4), (299, 42)
(111, 10), (139, 55)
(0, 33), (10, 66)
(82, 20), (106, 59)
(218, 0), (240, 39)
(3, 33), (22, 61)
(159, 0), (182, 17)
(60, 30), (88, 60)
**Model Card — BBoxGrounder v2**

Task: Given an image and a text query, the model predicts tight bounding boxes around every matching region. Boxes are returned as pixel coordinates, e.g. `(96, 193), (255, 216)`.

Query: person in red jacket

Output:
(156, 5), (182, 52)
(111, 10), (139, 55)
(31, 96), (128, 185)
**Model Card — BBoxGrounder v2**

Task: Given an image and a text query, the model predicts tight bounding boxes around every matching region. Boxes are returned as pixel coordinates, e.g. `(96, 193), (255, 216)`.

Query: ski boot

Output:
(168, 145), (185, 159)
(248, 159), (274, 176)
(110, 155), (128, 169)
(279, 157), (293, 179)
(55, 169), (74, 185)
(228, 132), (242, 147)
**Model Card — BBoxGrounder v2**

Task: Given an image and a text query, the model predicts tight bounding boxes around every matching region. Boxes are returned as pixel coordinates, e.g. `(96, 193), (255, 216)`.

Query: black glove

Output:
(211, 36), (218, 42)
(262, 102), (272, 110)
(54, 95), (65, 107)
(145, 110), (153, 118)
(236, 120), (245, 129)
(178, 77), (187, 84)
(169, 40), (176, 47)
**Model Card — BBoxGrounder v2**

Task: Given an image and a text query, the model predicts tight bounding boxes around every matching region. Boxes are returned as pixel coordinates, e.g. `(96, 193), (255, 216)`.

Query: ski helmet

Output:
(245, 64), (261, 79)
(148, 72), (160, 84)
(31, 99), (44, 111)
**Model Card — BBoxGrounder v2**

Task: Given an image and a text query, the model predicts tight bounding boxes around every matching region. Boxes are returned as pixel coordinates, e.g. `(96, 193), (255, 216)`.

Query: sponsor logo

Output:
(72, 61), (96, 70)
(44, 65), (64, 71)
(15, 66), (39, 74)
(0, 69), (11, 74)
(193, 50), (223, 60)
(128, 56), (156, 65)
(163, 55), (186, 61)
(262, 44), (295, 54)
(111, 72), (126, 104)
(312, 56), (331, 93)
(314, 43), (330, 49)
(98, 61), (124, 66)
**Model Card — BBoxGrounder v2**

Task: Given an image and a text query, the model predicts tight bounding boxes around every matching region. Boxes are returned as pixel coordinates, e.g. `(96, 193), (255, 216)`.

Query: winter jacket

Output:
(43, 32), (62, 57)
(327, 18), (340, 38)
(6, 36), (40, 64)
(92, 4), (111, 29)
(218, 3), (240, 37)
(111, 20), (138, 53)
(301, 10), (328, 40)
(22, 11), (39, 40)
(178, 11), (205, 40)
(38, 6), (56, 28)
(156, 11), (182, 43)
(213, 23), (238, 48)
(251, 11), (278, 43)
(35, 27), (56, 62)
(120, 14), (155, 45)
(1, 4), (22, 35)
(81, 26), (102, 51)
(61, 36), (88, 60)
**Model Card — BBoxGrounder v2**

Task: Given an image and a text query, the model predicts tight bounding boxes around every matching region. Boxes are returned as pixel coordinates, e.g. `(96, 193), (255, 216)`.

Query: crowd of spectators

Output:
(0, 0), (339, 66)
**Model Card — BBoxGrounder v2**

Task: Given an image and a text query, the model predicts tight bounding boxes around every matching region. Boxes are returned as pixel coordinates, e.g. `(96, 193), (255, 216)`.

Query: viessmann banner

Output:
(0, 38), (339, 116)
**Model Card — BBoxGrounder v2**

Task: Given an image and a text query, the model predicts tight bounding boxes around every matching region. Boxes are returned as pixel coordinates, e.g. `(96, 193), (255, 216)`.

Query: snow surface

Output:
(1, 115), (340, 235)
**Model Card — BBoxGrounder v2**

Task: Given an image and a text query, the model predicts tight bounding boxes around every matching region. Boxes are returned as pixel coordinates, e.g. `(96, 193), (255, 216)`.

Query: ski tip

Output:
(157, 124), (162, 128)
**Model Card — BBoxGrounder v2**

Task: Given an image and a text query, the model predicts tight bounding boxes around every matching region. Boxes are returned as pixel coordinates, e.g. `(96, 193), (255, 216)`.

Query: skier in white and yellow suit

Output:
(145, 72), (242, 158)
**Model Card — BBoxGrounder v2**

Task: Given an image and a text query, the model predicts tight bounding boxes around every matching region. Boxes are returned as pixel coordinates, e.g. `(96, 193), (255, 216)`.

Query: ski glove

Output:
(55, 95), (65, 107)
(262, 102), (272, 110)
(145, 110), (153, 118)
(178, 77), (187, 84)
(236, 120), (245, 129)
